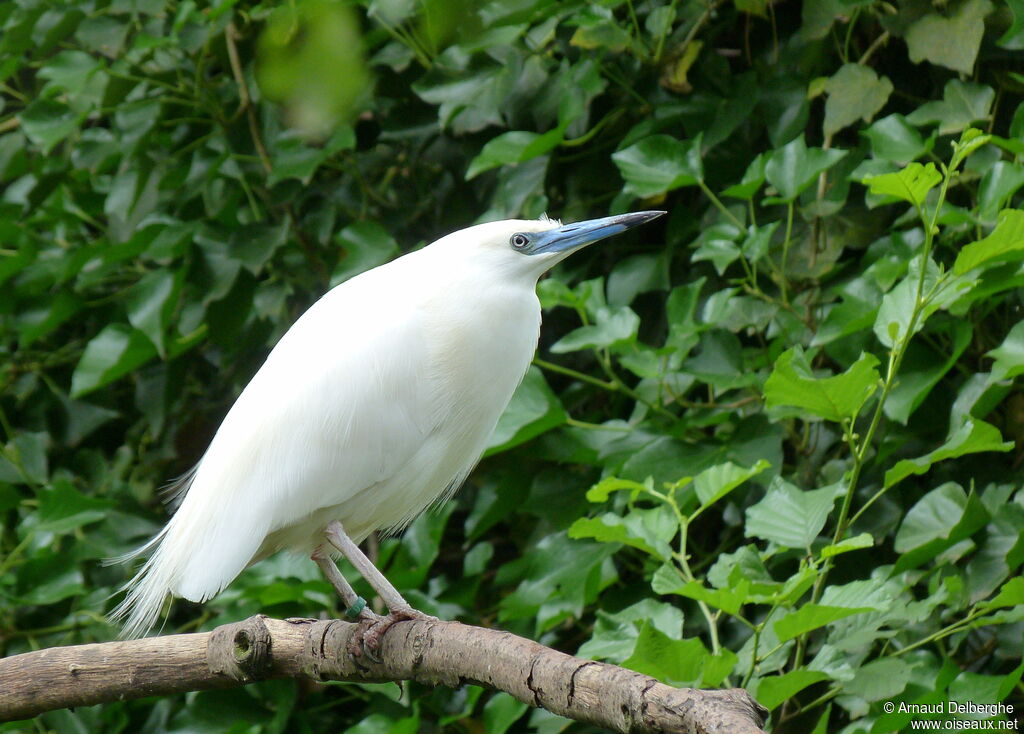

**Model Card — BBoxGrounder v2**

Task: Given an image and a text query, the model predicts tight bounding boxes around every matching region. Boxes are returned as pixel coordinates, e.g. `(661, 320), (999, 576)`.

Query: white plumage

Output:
(112, 212), (663, 638)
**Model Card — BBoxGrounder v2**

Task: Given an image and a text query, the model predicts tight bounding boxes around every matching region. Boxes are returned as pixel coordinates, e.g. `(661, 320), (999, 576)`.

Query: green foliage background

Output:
(2, 0), (1024, 731)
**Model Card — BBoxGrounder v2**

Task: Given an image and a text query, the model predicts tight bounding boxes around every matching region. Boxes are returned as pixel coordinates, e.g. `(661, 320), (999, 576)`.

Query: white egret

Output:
(112, 210), (665, 643)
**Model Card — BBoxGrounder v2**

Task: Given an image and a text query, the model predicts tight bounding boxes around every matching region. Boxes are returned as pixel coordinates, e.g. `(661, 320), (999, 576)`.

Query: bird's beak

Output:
(526, 210), (666, 256)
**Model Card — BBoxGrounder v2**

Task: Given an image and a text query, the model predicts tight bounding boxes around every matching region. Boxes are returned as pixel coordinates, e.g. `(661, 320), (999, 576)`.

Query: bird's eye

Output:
(510, 233), (530, 249)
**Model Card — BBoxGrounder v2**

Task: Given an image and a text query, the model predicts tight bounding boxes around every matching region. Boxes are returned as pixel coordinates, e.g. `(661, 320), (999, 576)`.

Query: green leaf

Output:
(126, 269), (181, 358)
(905, 0), (993, 75)
(764, 347), (880, 423)
(36, 478), (113, 534)
(722, 153), (767, 200)
(19, 98), (84, 154)
(0, 432), (49, 485)
(820, 532), (874, 559)
(71, 324), (158, 397)
(332, 220), (400, 286)
(612, 134), (703, 198)
(823, 63), (893, 137)
(860, 162), (942, 208)
(863, 114), (933, 163)
(885, 322), (972, 424)
(585, 476), (649, 503)
(764, 135), (847, 202)
(978, 162), (1024, 222)
(622, 622), (706, 686)
(487, 367), (567, 454)
(884, 420), (1012, 489)
(651, 569), (750, 615)
(987, 321), (1024, 383)
(843, 658), (914, 702)
(482, 693), (528, 734)
(569, 506), (675, 561)
(745, 478), (838, 549)
(550, 306), (640, 353)
(906, 80), (995, 135)
(692, 459), (770, 512)
(755, 670), (830, 711)
(980, 577), (1024, 610)
(467, 129), (563, 179)
(773, 603), (874, 642)
(894, 483), (991, 571)
(953, 209), (1024, 275)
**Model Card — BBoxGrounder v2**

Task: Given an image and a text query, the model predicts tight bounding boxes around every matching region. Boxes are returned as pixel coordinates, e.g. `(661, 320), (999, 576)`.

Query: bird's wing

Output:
(126, 273), (442, 616)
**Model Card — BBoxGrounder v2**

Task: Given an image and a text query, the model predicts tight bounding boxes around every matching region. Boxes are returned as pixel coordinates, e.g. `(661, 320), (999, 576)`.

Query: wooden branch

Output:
(0, 615), (768, 733)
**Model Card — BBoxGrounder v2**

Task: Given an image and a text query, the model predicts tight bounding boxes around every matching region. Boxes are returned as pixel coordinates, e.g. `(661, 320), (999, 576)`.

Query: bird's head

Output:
(432, 211), (666, 282)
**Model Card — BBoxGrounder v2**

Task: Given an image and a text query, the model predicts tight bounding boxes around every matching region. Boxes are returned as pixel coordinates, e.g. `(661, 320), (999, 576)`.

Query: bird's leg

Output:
(323, 520), (436, 659)
(310, 546), (380, 621)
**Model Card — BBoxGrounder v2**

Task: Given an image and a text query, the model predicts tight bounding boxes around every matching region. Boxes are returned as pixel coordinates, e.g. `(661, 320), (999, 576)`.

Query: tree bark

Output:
(0, 615), (768, 733)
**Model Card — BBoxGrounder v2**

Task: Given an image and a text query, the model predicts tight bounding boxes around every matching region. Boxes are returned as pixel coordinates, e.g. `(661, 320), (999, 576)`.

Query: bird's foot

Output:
(349, 606), (437, 662)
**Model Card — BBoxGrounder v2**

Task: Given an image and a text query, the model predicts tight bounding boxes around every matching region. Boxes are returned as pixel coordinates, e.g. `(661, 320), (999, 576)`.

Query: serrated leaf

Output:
(692, 459), (770, 511)
(884, 419), (1012, 489)
(755, 670), (830, 711)
(652, 571), (750, 615)
(745, 478), (838, 549)
(622, 622), (706, 686)
(764, 347), (880, 423)
(773, 603), (874, 642)
(820, 532), (874, 559)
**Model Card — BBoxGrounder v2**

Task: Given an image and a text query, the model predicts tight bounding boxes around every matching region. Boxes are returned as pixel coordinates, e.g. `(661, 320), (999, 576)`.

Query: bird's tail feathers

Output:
(107, 524), (175, 639)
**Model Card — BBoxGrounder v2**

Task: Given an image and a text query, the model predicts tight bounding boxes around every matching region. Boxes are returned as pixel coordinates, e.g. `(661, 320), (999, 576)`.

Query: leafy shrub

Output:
(1, 1), (1022, 732)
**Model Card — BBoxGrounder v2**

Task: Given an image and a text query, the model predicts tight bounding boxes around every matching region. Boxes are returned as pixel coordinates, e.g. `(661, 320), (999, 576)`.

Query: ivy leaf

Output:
(764, 135), (847, 203)
(745, 478), (839, 550)
(905, 0), (993, 75)
(860, 162), (942, 208)
(612, 134), (703, 198)
(71, 324), (159, 397)
(884, 419), (1012, 489)
(823, 64), (893, 137)
(722, 153), (767, 200)
(487, 367), (567, 454)
(126, 269), (182, 358)
(466, 129), (564, 179)
(906, 80), (995, 135)
(550, 306), (640, 353)
(863, 114), (933, 163)
(764, 347), (880, 423)
(953, 209), (1024, 275)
